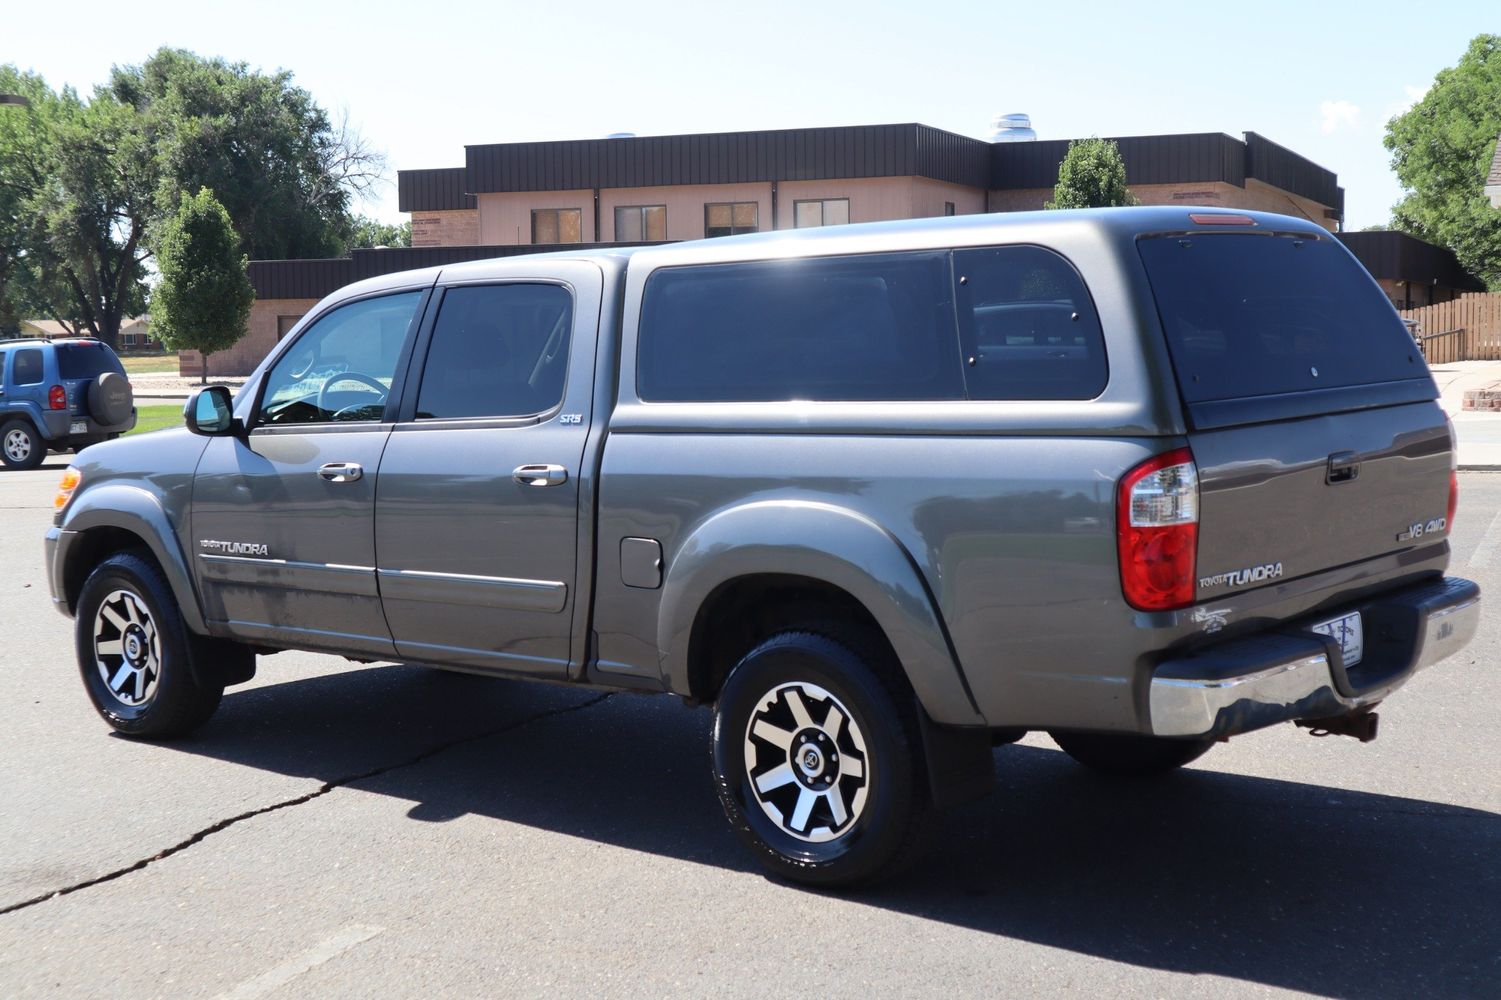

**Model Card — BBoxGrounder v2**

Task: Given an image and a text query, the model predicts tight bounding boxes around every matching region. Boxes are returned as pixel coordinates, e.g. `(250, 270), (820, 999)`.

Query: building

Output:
(1336, 230), (1485, 308)
(1486, 133), (1501, 209)
(205, 122), (1346, 377)
(400, 123), (1344, 248)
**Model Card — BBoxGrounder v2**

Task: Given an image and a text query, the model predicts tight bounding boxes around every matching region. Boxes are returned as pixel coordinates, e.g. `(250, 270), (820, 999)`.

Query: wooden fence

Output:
(1399, 293), (1501, 364)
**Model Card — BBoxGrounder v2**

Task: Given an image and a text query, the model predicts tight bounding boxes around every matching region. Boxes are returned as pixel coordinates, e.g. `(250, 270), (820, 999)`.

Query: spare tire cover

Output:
(88, 372), (134, 426)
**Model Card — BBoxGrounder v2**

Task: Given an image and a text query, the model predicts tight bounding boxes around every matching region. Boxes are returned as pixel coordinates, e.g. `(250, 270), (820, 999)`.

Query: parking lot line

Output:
(211, 924), (384, 1000)
(1468, 508), (1501, 569)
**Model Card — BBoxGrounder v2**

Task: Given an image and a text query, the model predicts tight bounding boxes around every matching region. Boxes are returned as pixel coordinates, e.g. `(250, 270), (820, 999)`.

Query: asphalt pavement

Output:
(0, 457), (1497, 999)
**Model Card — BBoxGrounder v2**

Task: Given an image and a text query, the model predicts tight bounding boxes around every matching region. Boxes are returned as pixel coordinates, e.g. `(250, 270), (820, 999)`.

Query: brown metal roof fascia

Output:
(1242, 132), (1339, 209)
(397, 167), (477, 212)
(989, 133), (1247, 190)
(250, 244), (676, 300)
(1337, 230), (1485, 292)
(463, 123), (991, 194)
(246, 259), (356, 301)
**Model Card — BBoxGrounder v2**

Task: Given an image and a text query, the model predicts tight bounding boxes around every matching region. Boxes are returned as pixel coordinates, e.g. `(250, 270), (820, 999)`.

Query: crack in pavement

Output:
(0, 692), (615, 918)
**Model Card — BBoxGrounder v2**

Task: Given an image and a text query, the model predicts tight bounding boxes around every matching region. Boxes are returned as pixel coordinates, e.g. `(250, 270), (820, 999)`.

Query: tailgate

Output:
(1190, 405), (1451, 597)
(1137, 226), (1452, 600)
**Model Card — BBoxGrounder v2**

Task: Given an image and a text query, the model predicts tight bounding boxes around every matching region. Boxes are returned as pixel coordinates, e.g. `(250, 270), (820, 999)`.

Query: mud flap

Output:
(918, 705), (995, 808)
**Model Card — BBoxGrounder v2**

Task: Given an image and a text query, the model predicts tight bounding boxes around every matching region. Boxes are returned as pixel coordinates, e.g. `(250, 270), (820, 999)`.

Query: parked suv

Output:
(44, 209), (1480, 886)
(1, 338), (135, 469)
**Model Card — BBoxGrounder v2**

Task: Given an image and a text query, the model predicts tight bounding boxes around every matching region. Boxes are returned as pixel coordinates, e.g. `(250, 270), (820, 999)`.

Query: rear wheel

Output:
(1, 419), (45, 470)
(1049, 730), (1214, 775)
(712, 630), (928, 887)
(75, 551), (224, 738)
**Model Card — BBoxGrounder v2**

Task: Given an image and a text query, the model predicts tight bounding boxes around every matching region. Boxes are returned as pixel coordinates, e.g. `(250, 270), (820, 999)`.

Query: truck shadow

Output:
(163, 664), (1498, 999)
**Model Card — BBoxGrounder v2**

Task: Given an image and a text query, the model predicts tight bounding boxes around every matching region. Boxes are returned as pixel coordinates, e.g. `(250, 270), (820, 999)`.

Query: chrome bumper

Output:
(1150, 577), (1480, 739)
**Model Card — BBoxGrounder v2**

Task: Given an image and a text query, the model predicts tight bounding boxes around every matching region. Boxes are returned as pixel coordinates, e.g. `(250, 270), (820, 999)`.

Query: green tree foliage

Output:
(0, 52), (388, 346)
(1384, 34), (1501, 290)
(151, 188), (253, 383)
(1046, 138), (1137, 210)
(344, 215), (412, 249)
(112, 49), (387, 260)
(0, 74), (154, 346)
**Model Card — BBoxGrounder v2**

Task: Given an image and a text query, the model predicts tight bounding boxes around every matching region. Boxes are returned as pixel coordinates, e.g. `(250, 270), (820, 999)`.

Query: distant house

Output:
(1486, 133), (1501, 209)
(16, 316), (157, 348)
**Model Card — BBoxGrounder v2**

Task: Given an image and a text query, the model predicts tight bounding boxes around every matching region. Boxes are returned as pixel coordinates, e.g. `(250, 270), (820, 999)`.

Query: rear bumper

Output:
(41, 408), (136, 442)
(1150, 576), (1480, 738)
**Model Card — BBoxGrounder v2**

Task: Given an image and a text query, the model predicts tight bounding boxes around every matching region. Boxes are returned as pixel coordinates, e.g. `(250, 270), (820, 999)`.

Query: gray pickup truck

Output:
(45, 208), (1480, 886)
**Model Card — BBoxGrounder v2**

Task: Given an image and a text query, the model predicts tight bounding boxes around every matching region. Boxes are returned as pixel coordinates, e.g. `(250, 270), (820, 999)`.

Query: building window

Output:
(944, 202), (956, 217)
(793, 198), (850, 229)
(705, 202), (759, 238)
(122, 333), (137, 347)
(615, 205), (666, 242)
(532, 208), (583, 244)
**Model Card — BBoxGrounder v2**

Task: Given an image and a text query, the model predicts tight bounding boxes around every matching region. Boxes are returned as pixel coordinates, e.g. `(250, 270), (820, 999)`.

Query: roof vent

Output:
(988, 113), (1036, 143)
(604, 132), (637, 139)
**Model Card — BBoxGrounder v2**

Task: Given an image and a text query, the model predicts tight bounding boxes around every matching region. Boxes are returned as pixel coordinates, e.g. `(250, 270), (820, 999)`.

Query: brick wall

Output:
(179, 297), (319, 378)
(411, 209), (480, 248)
(987, 180), (1339, 231)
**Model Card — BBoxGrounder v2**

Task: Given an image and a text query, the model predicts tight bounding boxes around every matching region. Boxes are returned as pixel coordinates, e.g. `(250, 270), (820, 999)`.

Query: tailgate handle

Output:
(1326, 451), (1360, 484)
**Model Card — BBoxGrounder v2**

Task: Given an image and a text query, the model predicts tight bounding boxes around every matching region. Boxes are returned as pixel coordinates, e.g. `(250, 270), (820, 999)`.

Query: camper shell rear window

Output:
(1137, 231), (1428, 405)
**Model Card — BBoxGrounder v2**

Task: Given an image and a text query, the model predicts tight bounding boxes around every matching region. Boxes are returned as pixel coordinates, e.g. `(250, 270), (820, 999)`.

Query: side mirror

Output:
(184, 386), (240, 436)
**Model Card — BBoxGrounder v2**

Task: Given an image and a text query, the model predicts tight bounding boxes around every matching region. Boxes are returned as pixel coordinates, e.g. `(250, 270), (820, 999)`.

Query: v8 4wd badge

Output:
(1397, 517), (1447, 542)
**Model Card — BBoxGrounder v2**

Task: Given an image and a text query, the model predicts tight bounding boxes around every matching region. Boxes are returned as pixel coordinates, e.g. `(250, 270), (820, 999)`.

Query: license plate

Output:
(1312, 611), (1363, 667)
(69, 421), (86, 434)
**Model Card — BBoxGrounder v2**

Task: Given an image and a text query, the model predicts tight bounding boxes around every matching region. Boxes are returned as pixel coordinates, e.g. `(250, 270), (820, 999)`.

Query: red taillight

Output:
(1448, 471), (1458, 533)
(1118, 447), (1199, 611)
(48, 385), (66, 410)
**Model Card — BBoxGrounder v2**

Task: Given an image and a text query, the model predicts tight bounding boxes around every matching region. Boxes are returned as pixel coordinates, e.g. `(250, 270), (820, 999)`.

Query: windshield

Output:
(1138, 232), (1426, 403)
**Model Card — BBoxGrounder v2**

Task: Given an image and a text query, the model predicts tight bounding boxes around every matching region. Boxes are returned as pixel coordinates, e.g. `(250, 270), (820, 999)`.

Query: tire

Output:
(87, 371), (134, 426)
(75, 551), (224, 738)
(0, 419), (46, 470)
(712, 630), (929, 888)
(1049, 730), (1214, 775)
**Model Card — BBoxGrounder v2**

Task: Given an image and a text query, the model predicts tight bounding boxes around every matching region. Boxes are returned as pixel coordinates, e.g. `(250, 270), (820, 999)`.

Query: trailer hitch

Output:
(1295, 710), (1379, 743)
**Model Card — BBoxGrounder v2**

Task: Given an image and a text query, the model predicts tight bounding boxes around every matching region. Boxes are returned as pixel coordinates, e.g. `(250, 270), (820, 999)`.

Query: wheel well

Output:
(686, 574), (894, 704)
(63, 526), (154, 613)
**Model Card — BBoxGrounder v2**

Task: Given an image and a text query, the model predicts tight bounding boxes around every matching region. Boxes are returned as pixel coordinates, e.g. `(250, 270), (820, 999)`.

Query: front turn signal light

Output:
(54, 467), (81, 511)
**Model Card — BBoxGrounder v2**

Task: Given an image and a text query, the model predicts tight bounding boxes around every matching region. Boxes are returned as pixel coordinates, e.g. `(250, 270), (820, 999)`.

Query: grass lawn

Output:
(126, 403), (183, 436)
(119, 352), (179, 375)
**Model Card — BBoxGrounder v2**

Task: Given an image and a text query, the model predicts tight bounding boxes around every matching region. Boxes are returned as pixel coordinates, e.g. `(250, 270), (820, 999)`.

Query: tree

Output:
(111, 49), (388, 260)
(19, 86), (156, 347)
(1385, 34), (1501, 290)
(344, 215), (411, 249)
(151, 188), (253, 383)
(0, 67), (61, 335)
(1046, 138), (1137, 210)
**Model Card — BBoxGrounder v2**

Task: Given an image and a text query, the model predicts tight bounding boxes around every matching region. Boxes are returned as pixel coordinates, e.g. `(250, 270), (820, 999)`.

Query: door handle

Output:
(513, 464), (568, 487)
(1326, 451), (1360, 485)
(318, 462), (364, 483)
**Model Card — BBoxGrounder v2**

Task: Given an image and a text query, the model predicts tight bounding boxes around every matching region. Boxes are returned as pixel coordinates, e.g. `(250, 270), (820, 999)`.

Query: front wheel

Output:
(75, 551), (225, 738)
(712, 630), (928, 888)
(1049, 730), (1214, 775)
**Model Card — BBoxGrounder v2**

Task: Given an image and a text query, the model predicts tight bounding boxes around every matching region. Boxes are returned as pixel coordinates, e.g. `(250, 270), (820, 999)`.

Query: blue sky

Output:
(5, 0), (1495, 230)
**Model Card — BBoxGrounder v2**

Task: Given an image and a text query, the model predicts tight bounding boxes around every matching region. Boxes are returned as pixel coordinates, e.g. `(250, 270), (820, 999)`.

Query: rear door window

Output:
(1138, 232), (1425, 402)
(414, 283), (574, 419)
(56, 342), (126, 380)
(12, 349), (43, 386)
(954, 246), (1108, 400)
(638, 251), (963, 402)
